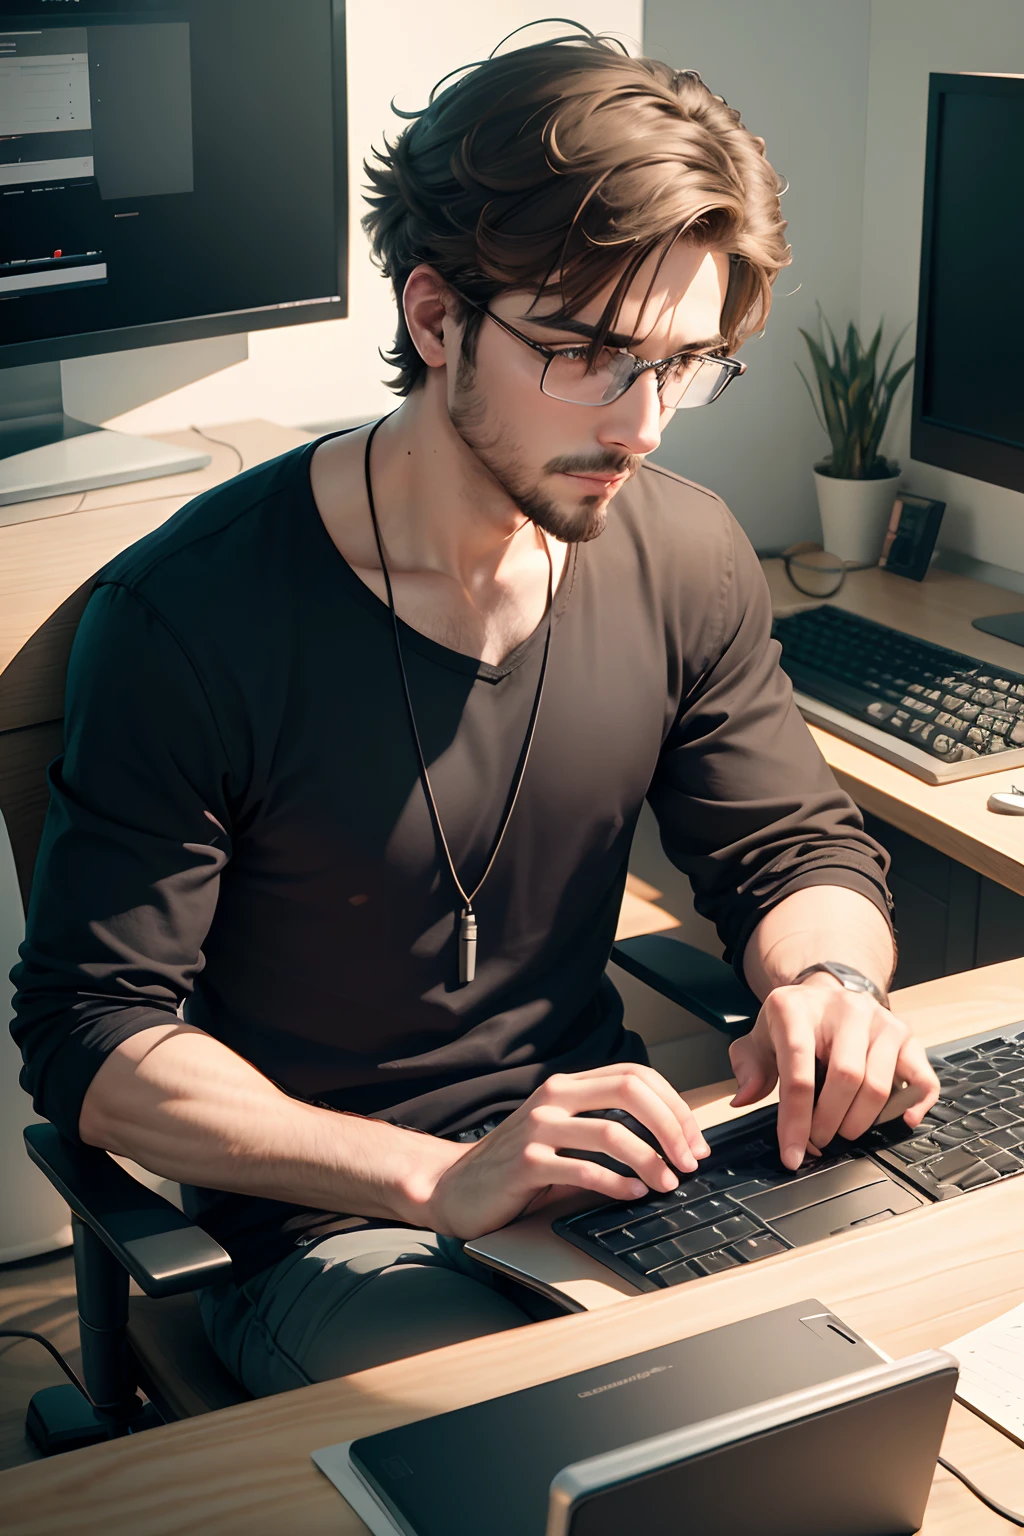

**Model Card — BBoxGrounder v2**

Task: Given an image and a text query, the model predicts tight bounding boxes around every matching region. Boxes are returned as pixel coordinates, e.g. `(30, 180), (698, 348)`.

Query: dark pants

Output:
(197, 1224), (555, 1396)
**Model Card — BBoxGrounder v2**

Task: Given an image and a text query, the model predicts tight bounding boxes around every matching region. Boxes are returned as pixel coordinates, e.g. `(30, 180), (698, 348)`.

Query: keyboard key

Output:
(623, 1214), (688, 1246)
(958, 1090), (999, 1110)
(979, 1107), (1020, 1128)
(888, 1137), (942, 1164)
(684, 1196), (735, 1223)
(923, 1102), (963, 1124)
(975, 1128), (1020, 1150)
(657, 1260), (704, 1286)
(713, 1213), (759, 1242)
(668, 1225), (741, 1260)
(733, 1234), (788, 1262)
(689, 1248), (742, 1275)
(949, 1163), (1000, 1191)
(931, 1125), (977, 1147)
(987, 1151), (1023, 1176)
(628, 1242), (687, 1274)
(598, 1227), (648, 1254)
(925, 1147), (980, 1183)
(963, 1138), (1003, 1159)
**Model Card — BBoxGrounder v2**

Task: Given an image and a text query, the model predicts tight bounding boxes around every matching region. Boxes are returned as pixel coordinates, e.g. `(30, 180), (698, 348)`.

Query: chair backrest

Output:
(0, 578), (97, 914)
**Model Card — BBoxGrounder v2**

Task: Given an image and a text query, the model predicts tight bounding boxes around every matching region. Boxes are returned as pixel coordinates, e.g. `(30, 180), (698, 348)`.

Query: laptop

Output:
(465, 1022), (1024, 1299)
(311, 1300), (956, 1536)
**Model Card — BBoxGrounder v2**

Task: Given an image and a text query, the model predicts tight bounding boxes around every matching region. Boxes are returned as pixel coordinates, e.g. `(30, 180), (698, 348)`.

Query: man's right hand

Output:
(415, 1063), (711, 1242)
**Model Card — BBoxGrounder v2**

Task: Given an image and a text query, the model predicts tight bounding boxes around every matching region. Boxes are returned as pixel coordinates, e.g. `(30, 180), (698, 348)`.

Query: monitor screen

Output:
(912, 73), (1024, 494)
(0, 0), (347, 366)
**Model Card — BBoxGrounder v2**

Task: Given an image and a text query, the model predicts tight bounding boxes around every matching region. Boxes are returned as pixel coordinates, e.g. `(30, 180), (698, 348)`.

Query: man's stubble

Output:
(447, 353), (640, 545)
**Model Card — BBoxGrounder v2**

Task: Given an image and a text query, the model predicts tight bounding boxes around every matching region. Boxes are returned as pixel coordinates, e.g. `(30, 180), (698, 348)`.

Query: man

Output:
(11, 27), (938, 1398)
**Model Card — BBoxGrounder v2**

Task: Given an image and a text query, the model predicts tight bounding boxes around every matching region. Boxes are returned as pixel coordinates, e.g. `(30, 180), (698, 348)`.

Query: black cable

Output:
(0, 1328), (92, 1403)
(188, 424), (245, 475)
(938, 1454), (1024, 1526)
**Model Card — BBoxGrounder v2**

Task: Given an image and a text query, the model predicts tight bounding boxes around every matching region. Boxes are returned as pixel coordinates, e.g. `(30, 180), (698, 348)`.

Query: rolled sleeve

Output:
(9, 581), (235, 1143)
(646, 511), (893, 972)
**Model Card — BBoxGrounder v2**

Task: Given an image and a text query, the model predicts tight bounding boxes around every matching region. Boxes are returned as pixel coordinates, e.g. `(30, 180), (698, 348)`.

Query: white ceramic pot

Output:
(813, 467), (901, 567)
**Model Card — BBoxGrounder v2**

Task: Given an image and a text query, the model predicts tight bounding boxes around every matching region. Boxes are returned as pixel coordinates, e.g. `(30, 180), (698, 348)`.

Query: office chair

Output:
(2, 577), (759, 1455)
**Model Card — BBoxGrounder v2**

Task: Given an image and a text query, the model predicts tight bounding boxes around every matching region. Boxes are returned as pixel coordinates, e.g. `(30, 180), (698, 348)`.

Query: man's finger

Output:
(832, 1028), (902, 1144)
(771, 1009), (818, 1169)
(729, 1031), (778, 1108)
(893, 1036), (941, 1127)
(540, 1069), (709, 1165)
(808, 1005), (874, 1148)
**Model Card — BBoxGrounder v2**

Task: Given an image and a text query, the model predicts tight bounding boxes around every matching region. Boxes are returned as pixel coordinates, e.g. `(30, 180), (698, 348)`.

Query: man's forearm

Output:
(742, 885), (896, 1001)
(77, 1021), (461, 1226)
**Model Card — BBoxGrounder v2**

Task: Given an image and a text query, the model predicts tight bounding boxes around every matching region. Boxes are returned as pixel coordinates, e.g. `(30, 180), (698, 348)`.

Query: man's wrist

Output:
(791, 960), (889, 1009)
(394, 1131), (467, 1228)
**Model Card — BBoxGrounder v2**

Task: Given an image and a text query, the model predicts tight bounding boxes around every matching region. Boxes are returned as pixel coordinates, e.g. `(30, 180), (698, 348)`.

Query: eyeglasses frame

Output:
(449, 288), (747, 410)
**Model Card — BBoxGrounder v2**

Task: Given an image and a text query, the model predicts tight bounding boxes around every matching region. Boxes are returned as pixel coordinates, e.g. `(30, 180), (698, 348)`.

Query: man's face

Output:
(445, 243), (731, 542)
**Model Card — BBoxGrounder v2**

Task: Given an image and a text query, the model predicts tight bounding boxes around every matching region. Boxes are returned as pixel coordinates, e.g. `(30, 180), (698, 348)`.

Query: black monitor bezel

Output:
(0, 0), (349, 370)
(911, 71), (1024, 495)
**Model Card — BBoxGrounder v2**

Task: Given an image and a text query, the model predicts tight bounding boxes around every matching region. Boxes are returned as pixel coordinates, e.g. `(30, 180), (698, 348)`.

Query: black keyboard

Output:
(772, 604), (1024, 776)
(554, 1025), (1024, 1293)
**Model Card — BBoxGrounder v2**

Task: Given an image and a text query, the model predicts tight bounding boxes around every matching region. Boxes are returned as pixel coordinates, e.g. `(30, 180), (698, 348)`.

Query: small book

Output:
(944, 1302), (1024, 1447)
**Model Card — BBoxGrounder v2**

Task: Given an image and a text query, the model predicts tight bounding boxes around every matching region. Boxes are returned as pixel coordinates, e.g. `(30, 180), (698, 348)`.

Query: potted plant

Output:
(797, 307), (915, 566)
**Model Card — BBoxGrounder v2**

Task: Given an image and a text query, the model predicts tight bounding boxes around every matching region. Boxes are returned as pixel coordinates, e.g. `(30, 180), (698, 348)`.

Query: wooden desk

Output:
(764, 558), (1024, 898)
(4, 960), (1024, 1535)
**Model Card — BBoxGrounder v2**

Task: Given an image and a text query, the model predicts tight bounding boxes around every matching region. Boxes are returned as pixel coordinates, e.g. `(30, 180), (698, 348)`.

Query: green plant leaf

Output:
(798, 307), (915, 478)
(795, 363), (828, 432)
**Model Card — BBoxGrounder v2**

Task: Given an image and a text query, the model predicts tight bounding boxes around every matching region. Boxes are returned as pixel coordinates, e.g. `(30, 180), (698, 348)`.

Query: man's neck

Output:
(369, 382), (542, 586)
(309, 379), (568, 668)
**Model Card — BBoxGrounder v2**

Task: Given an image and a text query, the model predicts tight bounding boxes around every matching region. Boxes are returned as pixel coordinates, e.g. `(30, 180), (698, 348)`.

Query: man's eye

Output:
(552, 345), (618, 369)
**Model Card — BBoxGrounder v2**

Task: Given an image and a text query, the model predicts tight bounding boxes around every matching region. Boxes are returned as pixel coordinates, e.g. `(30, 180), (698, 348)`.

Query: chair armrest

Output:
(24, 1123), (233, 1299)
(610, 934), (760, 1039)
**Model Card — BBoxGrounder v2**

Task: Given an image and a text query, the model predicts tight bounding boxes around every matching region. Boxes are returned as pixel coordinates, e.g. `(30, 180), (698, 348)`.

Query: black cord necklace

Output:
(363, 416), (555, 985)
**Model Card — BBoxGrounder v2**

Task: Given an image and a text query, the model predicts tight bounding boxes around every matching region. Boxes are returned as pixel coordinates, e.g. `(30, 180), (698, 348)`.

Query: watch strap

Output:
(792, 961), (889, 1009)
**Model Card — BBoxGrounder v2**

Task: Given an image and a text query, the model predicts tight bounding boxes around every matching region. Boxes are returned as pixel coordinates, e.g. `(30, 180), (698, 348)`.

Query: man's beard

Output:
(448, 357), (640, 544)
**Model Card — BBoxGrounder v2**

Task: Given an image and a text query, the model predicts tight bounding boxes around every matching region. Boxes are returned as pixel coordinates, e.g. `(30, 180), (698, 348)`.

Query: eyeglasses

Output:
(782, 542), (847, 598)
(451, 289), (746, 410)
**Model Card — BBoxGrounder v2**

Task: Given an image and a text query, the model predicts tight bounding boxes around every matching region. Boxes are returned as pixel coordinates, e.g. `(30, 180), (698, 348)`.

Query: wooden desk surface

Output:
(764, 557), (1024, 897)
(5, 959), (1024, 1535)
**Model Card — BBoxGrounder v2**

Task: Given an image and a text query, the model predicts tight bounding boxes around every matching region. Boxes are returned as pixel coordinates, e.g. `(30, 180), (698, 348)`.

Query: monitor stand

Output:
(0, 361), (211, 513)
(972, 611), (1024, 649)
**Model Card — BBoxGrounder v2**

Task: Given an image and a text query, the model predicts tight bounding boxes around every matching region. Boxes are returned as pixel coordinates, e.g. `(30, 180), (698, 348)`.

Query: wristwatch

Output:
(792, 960), (889, 1009)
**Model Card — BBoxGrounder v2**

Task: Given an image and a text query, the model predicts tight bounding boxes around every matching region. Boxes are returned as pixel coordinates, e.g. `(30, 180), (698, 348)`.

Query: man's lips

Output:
(561, 470), (629, 490)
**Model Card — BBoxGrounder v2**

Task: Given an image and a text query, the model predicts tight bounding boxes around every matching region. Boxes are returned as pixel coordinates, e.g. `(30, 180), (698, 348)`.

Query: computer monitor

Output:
(911, 72), (1024, 498)
(0, 0), (347, 507)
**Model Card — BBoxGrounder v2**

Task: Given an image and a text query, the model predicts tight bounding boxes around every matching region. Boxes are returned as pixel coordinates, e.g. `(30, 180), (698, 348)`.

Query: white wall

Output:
(100, 3), (643, 438)
(860, 0), (1024, 574)
(641, 0), (873, 551)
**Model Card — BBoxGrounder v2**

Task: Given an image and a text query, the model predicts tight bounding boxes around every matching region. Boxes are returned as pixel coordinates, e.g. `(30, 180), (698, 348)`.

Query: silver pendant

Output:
(459, 908), (477, 985)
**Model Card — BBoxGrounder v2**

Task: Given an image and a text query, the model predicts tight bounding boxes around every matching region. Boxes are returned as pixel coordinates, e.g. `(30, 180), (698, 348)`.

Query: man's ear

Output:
(402, 264), (456, 370)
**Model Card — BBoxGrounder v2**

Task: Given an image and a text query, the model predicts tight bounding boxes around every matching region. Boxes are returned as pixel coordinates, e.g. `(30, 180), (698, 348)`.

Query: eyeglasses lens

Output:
(783, 544), (846, 598)
(542, 351), (733, 409)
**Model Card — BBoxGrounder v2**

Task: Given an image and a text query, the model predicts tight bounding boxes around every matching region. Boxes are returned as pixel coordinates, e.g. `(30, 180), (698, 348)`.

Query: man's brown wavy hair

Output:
(362, 23), (792, 396)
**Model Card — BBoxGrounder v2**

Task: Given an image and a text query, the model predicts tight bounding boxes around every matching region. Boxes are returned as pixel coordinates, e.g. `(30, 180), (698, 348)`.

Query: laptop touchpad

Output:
(769, 1180), (922, 1245)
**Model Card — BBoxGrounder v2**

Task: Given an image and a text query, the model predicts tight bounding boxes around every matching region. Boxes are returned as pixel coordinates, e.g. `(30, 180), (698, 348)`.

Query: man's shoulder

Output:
(615, 458), (741, 567)
(97, 441), (312, 602)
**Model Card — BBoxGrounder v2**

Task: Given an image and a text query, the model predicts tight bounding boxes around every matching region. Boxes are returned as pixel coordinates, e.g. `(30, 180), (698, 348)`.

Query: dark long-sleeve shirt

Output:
(10, 433), (893, 1281)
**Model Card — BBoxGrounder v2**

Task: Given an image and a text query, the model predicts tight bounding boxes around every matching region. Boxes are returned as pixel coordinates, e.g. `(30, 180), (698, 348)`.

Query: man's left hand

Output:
(728, 971), (941, 1170)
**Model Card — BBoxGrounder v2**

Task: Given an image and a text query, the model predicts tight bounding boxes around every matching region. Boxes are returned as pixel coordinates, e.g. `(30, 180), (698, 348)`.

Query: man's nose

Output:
(596, 367), (664, 458)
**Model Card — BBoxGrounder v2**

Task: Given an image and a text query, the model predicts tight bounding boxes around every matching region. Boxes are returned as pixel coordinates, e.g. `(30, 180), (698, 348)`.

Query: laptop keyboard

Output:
(554, 1026), (1024, 1292)
(865, 1033), (1024, 1195)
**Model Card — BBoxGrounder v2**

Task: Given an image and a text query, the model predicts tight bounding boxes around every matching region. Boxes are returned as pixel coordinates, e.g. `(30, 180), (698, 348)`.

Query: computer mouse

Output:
(988, 790), (1024, 815)
(557, 1107), (678, 1180)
